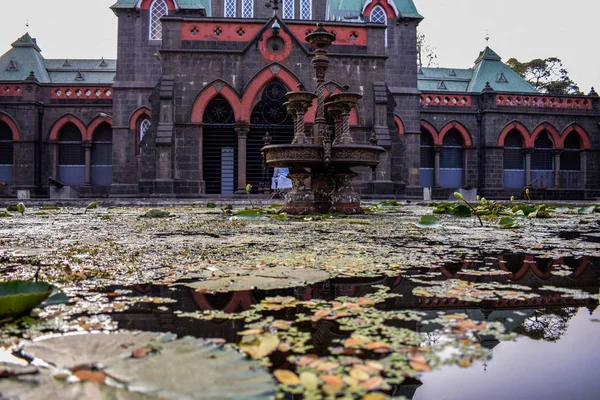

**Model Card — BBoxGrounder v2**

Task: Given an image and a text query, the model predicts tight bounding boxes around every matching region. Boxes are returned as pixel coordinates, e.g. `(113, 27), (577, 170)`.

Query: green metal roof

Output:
(111, 0), (210, 11)
(327, 0), (364, 21)
(392, 0), (423, 20)
(418, 47), (537, 93)
(0, 34), (116, 84)
(0, 34), (50, 82)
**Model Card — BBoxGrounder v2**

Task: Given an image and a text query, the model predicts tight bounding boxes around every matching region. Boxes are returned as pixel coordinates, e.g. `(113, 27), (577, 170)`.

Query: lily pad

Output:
(231, 209), (267, 220)
(2, 332), (275, 400)
(142, 209), (171, 218)
(416, 215), (439, 228)
(577, 206), (595, 214)
(0, 281), (53, 318)
(497, 217), (519, 229)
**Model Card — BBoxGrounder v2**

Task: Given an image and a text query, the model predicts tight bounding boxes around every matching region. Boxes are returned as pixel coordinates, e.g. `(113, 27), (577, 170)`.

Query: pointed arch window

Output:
(560, 134), (581, 188)
(300, 0), (312, 20)
(150, 0), (168, 40)
(440, 129), (464, 188)
(140, 118), (151, 143)
(242, 0), (253, 18)
(531, 132), (554, 188)
(0, 121), (13, 185)
(370, 5), (388, 48)
(503, 130), (525, 188)
(419, 130), (434, 187)
(58, 123), (85, 185)
(224, 0), (236, 17)
(91, 123), (113, 186)
(283, 0), (294, 19)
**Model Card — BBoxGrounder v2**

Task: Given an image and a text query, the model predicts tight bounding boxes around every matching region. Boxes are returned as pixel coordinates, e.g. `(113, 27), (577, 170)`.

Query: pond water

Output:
(85, 253), (600, 399)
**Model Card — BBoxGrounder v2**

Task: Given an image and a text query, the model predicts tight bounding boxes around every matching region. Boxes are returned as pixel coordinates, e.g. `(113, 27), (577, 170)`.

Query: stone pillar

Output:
(524, 148), (532, 187)
(311, 51), (329, 144)
(83, 142), (92, 185)
(553, 149), (562, 188)
(434, 145), (441, 187)
(235, 125), (249, 193)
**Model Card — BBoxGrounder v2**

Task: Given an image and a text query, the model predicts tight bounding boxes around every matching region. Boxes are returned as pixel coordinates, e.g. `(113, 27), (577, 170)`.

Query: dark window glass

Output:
(59, 123), (84, 165)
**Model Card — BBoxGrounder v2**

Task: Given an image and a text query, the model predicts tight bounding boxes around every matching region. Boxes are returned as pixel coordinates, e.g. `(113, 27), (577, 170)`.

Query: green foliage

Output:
(0, 281), (53, 318)
(16, 203), (25, 215)
(6, 205), (18, 212)
(84, 201), (98, 214)
(497, 217), (519, 229)
(416, 214), (439, 228)
(142, 209), (171, 218)
(506, 57), (581, 95)
(232, 208), (267, 220)
(206, 201), (217, 208)
(39, 205), (59, 210)
(577, 206), (595, 214)
(0, 211), (9, 217)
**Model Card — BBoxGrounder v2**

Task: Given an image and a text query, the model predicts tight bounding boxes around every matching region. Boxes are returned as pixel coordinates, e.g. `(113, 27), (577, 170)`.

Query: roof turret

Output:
(0, 33), (50, 82)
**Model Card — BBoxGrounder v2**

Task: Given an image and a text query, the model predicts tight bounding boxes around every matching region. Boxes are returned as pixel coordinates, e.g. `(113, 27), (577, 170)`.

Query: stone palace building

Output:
(0, 0), (598, 199)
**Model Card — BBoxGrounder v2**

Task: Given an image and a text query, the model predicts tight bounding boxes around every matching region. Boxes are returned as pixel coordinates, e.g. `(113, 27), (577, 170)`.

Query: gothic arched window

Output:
(140, 118), (151, 142)
(370, 5), (388, 47)
(225, 0), (236, 17)
(150, 0), (168, 40)
(300, 0), (312, 20)
(503, 130), (525, 188)
(0, 121), (13, 185)
(283, 0), (294, 19)
(242, 0), (253, 18)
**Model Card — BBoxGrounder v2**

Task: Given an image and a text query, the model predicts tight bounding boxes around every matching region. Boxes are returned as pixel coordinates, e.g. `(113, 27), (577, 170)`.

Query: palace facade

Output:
(0, 0), (598, 199)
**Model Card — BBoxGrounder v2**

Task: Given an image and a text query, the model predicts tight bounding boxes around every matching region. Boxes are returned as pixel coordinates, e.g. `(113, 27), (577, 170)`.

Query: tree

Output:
(417, 32), (438, 68)
(513, 307), (577, 342)
(506, 57), (582, 95)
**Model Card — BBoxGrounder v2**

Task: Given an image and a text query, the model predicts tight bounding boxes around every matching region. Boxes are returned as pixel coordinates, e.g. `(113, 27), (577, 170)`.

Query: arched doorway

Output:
(91, 122), (112, 185)
(203, 96), (237, 194)
(503, 130), (525, 189)
(440, 129), (464, 188)
(0, 121), (13, 184)
(58, 122), (85, 185)
(248, 80), (294, 192)
(531, 131), (554, 188)
(560, 134), (581, 188)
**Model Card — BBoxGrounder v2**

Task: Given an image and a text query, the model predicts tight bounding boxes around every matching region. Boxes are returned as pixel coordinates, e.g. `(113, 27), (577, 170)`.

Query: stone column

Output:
(83, 142), (92, 185)
(235, 125), (249, 193)
(524, 148), (532, 187)
(434, 145), (441, 187)
(553, 149), (562, 188)
(311, 52), (329, 144)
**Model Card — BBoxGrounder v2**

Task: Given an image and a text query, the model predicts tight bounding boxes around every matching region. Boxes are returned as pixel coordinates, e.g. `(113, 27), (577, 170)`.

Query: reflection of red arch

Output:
(559, 124), (591, 149)
(363, 0), (396, 18)
(129, 107), (152, 130)
(139, 0), (176, 11)
(394, 115), (405, 136)
(438, 261), (472, 279)
(531, 123), (560, 148)
(192, 291), (255, 313)
(497, 255), (531, 280)
(241, 65), (301, 121)
(0, 113), (20, 140)
(49, 115), (87, 142)
(573, 256), (590, 277)
(439, 121), (472, 147)
(190, 81), (242, 123)
(87, 115), (113, 141)
(420, 120), (439, 144)
(498, 121), (529, 147)
(305, 86), (359, 125)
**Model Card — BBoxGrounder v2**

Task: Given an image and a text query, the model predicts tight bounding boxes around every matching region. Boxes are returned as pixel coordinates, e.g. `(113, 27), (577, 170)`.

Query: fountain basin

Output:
(262, 144), (384, 169)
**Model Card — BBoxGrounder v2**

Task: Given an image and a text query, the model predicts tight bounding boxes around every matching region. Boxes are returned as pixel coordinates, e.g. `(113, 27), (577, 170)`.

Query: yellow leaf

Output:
(322, 383), (342, 396)
(349, 367), (371, 382)
(363, 393), (388, 400)
(274, 369), (301, 385)
(363, 376), (384, 391)
(300, 371), (319, 391)
(320, 374), (344, 388)
(457, 358), (472, 368)
(240, 333), (280, 359)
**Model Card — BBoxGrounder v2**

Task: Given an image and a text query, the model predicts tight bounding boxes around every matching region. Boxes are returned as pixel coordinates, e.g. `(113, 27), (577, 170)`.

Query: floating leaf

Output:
(299, 371), (319, 391)
(240, 333), (280, 360)
(274, 369), (301, 386)
(454, 204), (472, 217)
(142, 209), (171, 218)
(232, 209), (267, 220)
(577, 206), (595, 214)
(497, 217), (519, 229)
(84, 202), (98, 213)
(416, 215), (439, 228)
(0, 281), (53, 318)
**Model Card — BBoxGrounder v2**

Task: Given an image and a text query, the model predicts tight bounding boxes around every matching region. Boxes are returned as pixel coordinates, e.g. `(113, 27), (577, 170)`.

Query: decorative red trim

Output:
(288, 25), (367, 46)
(420, 120), (439, 145)
(191, 81), (243, 123)
(420, 93), (472, 107)
(87, 116), (113, 141)
(531, 123), (560, 148)
(439, 121), (473, 147)
(498, 121), (529, 147)
(51, 87), (113, 100)
(0, 113), (20, 140)
(559, 124), (591, 150)
(49, 115), (87, 142)
(495, 94), (592, 110)
(140, 0), (176, 11)
(0, 85), (23, 97)
(363, 0), (395, 19)
(394, 115), (405, 136)
(129, 107), (152, 130)
(181, 22), (263, 42)
(259, 29), (293, 62)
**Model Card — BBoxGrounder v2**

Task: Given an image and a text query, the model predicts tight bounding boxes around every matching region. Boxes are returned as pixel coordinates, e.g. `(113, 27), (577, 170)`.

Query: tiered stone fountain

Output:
(262, 24), (384, 215)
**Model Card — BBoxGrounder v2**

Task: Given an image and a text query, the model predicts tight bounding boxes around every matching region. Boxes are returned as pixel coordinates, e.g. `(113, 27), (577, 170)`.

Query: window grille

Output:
(283, 0), (294, 19)
(58, 124), (84, 166)
(225, 0), (236, 17)
(370, 6), (386, 23)
(140, 118), (151, 142)
(242, 0), (253, 18)
(300, 0), (312, 20)
(440, 130), (463, 169)
(561, 134), (580, 171)
(150, 0), (168, 40)
(204, 96), (235, 125)
(0, 123), (12, 165)
(503, 131), (524, 170)
(531, 132), (553, 170)
(92, 125), (112, 166)
(420, 132), (434, 168)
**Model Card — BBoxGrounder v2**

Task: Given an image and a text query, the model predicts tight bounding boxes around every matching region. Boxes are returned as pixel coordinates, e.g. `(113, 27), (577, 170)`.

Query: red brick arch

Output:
(190, 81), (242, 123)
(559, 124), (591, 149)
(394, 115), (405, 136)
(498, 121), (529, 147)
(420, 120), (439, 144)
(0, 113), (20, 141)
(129, 107), (152, 130)
(87, 115), (113, 141)
(49, 114), (87, 142)
(241, 65), (302, 121)
(439, 121), (472, 147)
(363, 0), (397, 18)
(531, 123), (560, 148)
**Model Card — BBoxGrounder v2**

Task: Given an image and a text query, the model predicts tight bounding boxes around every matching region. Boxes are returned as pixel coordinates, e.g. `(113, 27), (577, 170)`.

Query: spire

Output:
(475, 47), (502, 64)
(11, 33), (42, 52)
(588, 87), (599, 97)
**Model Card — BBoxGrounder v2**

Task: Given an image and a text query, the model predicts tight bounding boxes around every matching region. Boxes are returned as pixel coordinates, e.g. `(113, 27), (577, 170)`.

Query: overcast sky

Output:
(0, 0), (598, 92)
